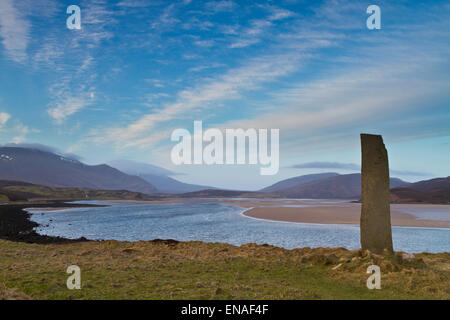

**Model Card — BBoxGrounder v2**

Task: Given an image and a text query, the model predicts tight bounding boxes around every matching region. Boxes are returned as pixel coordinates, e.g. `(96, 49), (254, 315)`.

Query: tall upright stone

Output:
(360, 134), (393, 254)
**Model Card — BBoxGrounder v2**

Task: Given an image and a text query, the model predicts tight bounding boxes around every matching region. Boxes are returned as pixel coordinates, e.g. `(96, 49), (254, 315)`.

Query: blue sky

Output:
(0, 0), (449, 190)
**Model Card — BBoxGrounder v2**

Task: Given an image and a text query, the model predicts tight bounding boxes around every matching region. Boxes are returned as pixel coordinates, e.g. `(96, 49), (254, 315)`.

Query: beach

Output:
(237, 202), (450, 228)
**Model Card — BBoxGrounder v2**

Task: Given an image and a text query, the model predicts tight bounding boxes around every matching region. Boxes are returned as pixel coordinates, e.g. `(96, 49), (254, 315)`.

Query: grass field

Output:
(0, 239), (448, 300)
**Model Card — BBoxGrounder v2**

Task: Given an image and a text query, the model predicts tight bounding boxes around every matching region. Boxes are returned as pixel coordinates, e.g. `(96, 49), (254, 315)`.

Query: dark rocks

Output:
(360, 134), (394, 254)
(0, 202), (91, 244)
(149, 239), (180, 246)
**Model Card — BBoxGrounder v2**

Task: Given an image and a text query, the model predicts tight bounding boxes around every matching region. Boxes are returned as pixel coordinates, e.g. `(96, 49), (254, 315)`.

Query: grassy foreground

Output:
(0, 239), (448, 300)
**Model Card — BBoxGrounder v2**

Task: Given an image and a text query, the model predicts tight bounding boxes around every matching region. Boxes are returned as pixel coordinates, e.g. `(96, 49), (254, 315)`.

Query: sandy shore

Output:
(242, 203), (450, 228)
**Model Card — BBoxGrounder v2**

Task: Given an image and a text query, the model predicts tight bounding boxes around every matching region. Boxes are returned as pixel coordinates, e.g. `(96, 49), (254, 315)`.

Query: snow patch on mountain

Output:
(59, 156), (79, 164)
(0, 154), (13, 161)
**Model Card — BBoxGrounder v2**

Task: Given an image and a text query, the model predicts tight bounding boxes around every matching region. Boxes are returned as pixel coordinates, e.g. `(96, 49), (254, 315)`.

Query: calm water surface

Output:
(28, 201), (450, 253)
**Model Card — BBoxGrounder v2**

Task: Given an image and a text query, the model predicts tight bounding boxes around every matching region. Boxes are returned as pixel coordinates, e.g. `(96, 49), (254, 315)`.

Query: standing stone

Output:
(360, 134), (393, 254)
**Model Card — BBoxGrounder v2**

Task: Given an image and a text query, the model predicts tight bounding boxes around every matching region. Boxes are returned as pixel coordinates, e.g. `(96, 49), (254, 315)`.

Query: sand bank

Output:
(242, 203), (450, 228)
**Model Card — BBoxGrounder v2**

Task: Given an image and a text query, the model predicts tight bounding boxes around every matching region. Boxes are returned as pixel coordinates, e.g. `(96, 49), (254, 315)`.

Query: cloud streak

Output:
(42, 0), (117, 123)
(0, 112), (10, 128)
(0, 0), (30, 63)
(47, 93), (95, 124)
(88, 49), (312, 148)
(223, 49), (450, 153)
(229, 6), (294, 48)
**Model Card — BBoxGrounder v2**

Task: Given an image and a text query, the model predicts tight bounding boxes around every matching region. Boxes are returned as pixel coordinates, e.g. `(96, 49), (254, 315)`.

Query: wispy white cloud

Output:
(0, 111), (38, 143)
(0, 0), (59, 64)
(194, 39), (215, 47)
(0, 112), (10, 128)
(116, 0), (155, 8)
(73, 0), (449, 166)
(46, 54), (98, 123)
(215, 1), (450, 148)
(188, 62), (225, 73)
(229, 20), (271, 48)
(228, 6), (294, 48)
(221, 53), (450, 154)
(0, 0), (30, 63)
(267, 6), (295, 21)
(145, 78), (166, 88)
(204, 0), (235, 14)
(182, 17), (214, 31)
(69, 0), (116, 46)
(32, 38), (65, 69)
(8, 122), (39, 144)
(39, 1), (117, 123)
(229, 37), (260, 49)
(88, 50), (309, 148)
(12, 123), (30, 144)
(16, 0), (59, 18)
(47, 94), (96, 124)
(151, 4), (180, 30)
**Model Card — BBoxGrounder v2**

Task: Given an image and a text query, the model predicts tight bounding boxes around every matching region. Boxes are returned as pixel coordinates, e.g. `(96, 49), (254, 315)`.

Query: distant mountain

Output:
(261, 173), (409, 199)
(390, 176), (450, 204)
(0, 147), (157, 194)
(107, 159), (175, 177)
(260, 172), (340, 193)
(138, 174), (214, 194)
(405, 176), (450, 192)
(108, 159), (213, 194)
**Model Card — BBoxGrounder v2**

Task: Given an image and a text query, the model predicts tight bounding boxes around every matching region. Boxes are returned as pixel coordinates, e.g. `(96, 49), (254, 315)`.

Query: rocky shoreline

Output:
(0, 201), (183, 245)
(0, 201), (101, 244)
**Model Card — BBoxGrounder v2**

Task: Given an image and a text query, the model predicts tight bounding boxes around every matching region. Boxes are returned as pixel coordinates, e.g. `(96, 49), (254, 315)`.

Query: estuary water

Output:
(28, 201), (450, 253)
